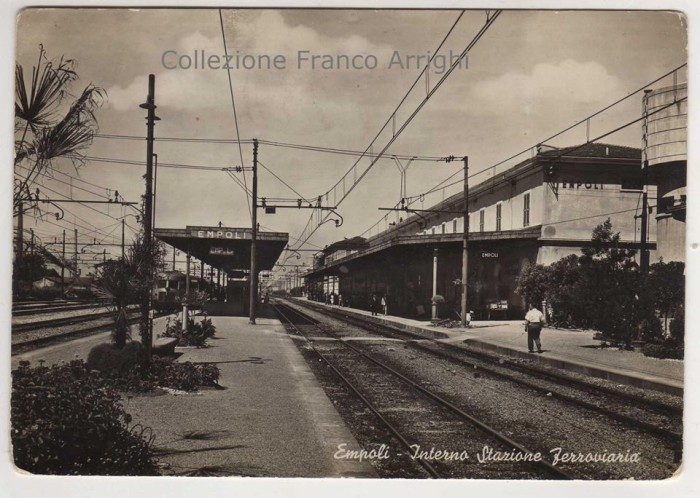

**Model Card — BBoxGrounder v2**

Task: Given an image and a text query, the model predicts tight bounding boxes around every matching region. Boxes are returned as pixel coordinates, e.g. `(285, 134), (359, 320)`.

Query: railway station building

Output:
(305, 143), (659, 320)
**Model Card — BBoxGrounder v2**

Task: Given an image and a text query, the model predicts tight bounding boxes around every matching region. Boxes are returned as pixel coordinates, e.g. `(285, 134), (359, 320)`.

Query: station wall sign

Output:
(481, 251), (499, 258)
(210, 247), (236, 256)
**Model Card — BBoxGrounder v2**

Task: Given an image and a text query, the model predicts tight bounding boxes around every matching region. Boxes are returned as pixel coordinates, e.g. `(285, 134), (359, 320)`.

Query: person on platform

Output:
(524, 303), (546, 353)
(370, 293), (380, 316)
(381, 295), (387, 315)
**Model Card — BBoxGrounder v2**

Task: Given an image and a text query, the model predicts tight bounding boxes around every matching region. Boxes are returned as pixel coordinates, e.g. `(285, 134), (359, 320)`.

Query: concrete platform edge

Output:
(291, 298), (683, 397)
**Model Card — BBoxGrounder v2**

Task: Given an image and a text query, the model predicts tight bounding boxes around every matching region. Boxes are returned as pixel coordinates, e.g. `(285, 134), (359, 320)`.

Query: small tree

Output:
(515, 261), (549, 306)
(96, 258), (135, 349)
(645, 261), (685, 332)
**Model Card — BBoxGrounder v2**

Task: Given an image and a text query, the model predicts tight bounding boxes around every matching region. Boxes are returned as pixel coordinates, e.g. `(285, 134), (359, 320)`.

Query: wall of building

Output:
(416, 169), (544, 237)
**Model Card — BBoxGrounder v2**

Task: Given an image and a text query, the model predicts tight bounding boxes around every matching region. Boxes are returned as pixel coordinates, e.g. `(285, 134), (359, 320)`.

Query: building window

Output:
(496, 203), (502, 231)
(441, 223), (446, 234)
(479, 210), (485, 232)
(453, 219), (458, 232)
(431, 227), (435, 235)
(523, 193), (530, 227)
(621, 179), (644, 192)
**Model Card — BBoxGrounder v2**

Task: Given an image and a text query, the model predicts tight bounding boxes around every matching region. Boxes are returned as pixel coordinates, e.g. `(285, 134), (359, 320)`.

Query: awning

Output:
(155, 226), (289, 274)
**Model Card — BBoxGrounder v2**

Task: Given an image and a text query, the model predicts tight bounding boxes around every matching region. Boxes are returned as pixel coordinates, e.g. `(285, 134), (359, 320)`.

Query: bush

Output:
(669, 305), (684, 343)
(642, 340), (684, 360)
(161, 315), (216, 347)
(149, 359), (220, 391)
(639, 316), (664, 344)
(11, 360), (158, 475)
(86, 342), (145, 376)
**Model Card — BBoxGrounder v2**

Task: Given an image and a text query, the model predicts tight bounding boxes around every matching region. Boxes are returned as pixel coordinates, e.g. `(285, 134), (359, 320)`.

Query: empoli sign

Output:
(191, 229), (250, 239)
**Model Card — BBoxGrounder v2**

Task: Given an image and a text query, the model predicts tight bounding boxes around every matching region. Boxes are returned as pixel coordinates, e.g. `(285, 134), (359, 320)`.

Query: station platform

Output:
(292, 298), (684, 397)
(123, 314), (376, 477)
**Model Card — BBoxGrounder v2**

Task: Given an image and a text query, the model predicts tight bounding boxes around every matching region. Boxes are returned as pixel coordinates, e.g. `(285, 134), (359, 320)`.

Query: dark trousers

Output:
(527, 324), (542, 352)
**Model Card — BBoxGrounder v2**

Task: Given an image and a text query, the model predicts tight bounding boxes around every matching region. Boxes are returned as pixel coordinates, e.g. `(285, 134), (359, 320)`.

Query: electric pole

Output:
(61, 230), (66, 295)
(16, 201), (23, 260)
(121, 218), (125, 259)
(74, 228), (78, 277)
(460, 156), (470, 327)
(140, 73), (158, 362)
(249, 138), (259, 324)
(640, 89), (652, 274)
(183, 250), (190, 335)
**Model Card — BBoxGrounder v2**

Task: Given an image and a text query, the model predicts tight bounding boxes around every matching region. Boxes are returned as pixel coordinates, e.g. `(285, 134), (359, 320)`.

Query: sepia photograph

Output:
(4, 2), (692, 485)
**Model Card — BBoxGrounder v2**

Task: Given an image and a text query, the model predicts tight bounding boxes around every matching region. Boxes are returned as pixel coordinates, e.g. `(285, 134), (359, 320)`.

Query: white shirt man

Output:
(525, 307), (545, 325)
(524, 304), (545, 353)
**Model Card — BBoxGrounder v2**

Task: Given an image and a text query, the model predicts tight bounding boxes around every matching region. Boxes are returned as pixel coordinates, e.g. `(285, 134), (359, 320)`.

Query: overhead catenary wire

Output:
(219, 8), (252, 221)
(359, 68), (688, 238)
(402, 62), (688, 206)
(283, 10), (502, 260)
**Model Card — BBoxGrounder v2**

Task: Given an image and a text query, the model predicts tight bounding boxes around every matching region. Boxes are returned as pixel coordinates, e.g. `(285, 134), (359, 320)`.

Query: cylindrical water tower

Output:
(644, 82), (687, 263)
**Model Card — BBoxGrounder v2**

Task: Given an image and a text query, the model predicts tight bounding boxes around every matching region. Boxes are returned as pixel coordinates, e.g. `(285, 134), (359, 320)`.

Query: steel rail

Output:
(292, 300), (683, 450)
(275, 301), (574, 480)
(273, 302), (439, 478)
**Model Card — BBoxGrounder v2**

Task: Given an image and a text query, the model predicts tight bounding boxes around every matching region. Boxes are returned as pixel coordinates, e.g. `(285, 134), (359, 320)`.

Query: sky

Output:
(14, 8), (687, 273)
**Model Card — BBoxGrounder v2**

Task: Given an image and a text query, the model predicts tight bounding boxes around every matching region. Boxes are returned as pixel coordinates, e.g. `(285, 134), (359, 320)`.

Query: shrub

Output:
(669, 305), (685, 344)
(11, 360), (158, 475)
(86, 342), (145, 376)
(639, 316), (664, 344)
(149, 359), (220, 391)
(642, 340), (684, 360)
(161, 316), (216, 347)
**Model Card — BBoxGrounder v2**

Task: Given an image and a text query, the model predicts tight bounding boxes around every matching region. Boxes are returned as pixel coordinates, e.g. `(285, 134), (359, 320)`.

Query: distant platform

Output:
(293, 298), (683, 397)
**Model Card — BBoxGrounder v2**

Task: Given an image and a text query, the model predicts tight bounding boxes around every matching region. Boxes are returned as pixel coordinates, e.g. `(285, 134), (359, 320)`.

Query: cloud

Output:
(105, 10), (395, 118)
(466, 59), (625, 115)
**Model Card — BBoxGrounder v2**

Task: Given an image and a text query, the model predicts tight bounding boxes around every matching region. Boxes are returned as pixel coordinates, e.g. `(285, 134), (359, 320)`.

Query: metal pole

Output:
(103, 248), (106, 263)
(249, 138), (259, 324)
(61, 230), (65, 295)
(640, 90), (652, 274)
(74, 228), (78, 276)
(200, 260), (204, 291)
(140, 73), (157, 363)
(121, 219), (125, 259)
(183, 251), (190, 334)
(17, 201), (24, 260)
(432, 248), (438, 322)
(461, 156), (470, 327)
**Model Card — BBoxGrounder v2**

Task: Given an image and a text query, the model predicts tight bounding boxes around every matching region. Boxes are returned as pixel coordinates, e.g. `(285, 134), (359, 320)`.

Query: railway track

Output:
(290, 299), (683, 451)
(12, 301), (106, 317)
(274, 301), (574, 479)
(12, 309), (120, 333)
(11, 308), (162, 354)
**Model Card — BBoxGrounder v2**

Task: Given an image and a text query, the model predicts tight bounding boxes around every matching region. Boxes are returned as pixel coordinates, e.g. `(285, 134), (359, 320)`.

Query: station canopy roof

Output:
(154, 226), (289, 273)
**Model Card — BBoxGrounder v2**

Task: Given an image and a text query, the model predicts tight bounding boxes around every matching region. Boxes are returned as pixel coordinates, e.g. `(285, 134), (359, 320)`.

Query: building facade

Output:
(306, 143), (658, 319)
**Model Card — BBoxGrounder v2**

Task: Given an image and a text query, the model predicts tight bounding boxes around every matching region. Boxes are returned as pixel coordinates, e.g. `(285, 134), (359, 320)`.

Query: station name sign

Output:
(190, 228), (251, 240)
(559, 182), (606, 190)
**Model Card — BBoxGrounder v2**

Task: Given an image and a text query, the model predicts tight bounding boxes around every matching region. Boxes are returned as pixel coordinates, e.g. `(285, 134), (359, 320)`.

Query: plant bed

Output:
(85, 341), (221, 393)
(160, 316), (216, 347)
(11, 360), (159, 475)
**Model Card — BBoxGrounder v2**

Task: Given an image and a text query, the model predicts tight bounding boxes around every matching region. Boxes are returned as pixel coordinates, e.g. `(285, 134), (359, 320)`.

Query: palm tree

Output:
(14, 45), (104, 216)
